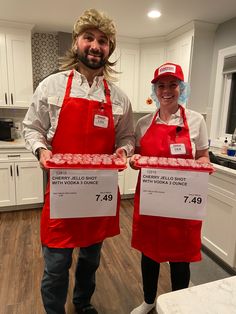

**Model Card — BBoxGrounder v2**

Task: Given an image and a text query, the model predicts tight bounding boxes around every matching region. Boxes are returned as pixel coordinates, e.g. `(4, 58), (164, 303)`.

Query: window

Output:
(210, 45), (236, 145)
(226, 73), (236, 134)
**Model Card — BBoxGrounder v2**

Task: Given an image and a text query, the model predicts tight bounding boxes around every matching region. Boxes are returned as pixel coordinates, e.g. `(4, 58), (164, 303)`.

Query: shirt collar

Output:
(74, 69), (104, 86)
(172, 107), (181, 118)
(156, 107), (181, 122)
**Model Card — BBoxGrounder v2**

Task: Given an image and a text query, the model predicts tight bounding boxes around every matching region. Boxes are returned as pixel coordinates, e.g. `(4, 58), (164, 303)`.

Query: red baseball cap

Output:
(151, 62), (184, 83)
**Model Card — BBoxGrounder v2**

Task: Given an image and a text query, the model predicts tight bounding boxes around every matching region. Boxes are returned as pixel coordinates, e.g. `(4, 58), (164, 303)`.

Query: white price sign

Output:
(140, 168), (209, 220)
(50, 169), (118, 218)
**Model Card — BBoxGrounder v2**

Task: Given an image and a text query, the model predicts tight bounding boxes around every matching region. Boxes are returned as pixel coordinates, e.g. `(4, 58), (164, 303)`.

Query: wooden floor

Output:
(0, 199), (172, 314)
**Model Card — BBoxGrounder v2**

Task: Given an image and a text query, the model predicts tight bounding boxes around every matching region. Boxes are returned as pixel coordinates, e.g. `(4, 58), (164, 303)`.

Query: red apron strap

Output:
(103, 79), (112, 106)
(64, 70), (74, 98)
(179, 105), (189, 130)
(151, 110), (159, 125)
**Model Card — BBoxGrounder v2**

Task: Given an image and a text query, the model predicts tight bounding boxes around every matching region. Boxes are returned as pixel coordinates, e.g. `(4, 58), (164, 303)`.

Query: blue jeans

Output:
(41, 243), (103, 314)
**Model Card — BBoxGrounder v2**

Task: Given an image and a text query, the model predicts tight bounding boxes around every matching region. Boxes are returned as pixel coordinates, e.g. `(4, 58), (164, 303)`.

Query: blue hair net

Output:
(150, 80), (190, 110)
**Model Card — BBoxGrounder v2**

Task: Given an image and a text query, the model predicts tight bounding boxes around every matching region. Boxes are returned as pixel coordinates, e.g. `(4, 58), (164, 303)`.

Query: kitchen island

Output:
(156, 275), (236, 314)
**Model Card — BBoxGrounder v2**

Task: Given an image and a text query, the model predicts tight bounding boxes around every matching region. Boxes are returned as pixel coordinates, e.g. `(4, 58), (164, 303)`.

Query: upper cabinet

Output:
(165, 30), (193, 82)
(0, 22), (34, 108)
(119, 47), (140, 111)
(110, 41), (140, 112)
(138, 44), (165, 112)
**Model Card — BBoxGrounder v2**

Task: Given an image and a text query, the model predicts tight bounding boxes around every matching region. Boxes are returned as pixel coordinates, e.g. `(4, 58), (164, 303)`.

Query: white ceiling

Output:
(1, 0), (236, 38)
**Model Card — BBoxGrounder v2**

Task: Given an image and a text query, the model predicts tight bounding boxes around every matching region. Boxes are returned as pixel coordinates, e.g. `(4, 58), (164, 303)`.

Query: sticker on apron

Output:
(94, 114), (109, 128)
(170, 143), (186, 155)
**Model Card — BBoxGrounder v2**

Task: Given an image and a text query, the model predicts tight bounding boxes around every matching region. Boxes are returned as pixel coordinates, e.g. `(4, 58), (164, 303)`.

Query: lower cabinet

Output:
(0, 150), (44, 209)
(118, 160), (139, 197)
(118, 171), (125, 195)
(202, 166), (236, 268)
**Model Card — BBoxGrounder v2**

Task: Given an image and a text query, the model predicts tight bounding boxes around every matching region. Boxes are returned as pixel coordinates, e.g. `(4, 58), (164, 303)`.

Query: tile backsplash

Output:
(32, 32), (59, 90)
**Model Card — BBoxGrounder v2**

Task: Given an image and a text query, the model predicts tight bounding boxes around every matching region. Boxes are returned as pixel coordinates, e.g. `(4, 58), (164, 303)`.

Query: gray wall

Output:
(207, 17), (236, 130)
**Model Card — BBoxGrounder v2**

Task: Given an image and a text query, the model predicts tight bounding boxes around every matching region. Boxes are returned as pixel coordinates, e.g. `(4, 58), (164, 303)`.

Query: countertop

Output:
(212, 163), (236, 177)
(214, 151), (236, 162)
(0, 138), (26, 149)
(156, 276), (236, 314)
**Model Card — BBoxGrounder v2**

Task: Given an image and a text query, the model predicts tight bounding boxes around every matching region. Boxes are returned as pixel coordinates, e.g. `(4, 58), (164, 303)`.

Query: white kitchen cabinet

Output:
(166, 30), (193, 82)
(123, 161), (139, 195)
(109, 47), (121, 87)
(0, 149), (44, 209)
(111, 42), (140, 112)
(0, 22), (33, 108)
(0, 161), (16, 206)
(138, 45), (165, 113)
(118, 171), (124, 195)
(118, 159), (139, 197)
(202, 165), (236, 268)
(119, 47), (140, 112)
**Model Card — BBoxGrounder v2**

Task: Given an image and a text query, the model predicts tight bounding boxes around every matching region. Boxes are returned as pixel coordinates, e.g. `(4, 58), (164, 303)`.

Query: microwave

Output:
(0, 118), (15, 141)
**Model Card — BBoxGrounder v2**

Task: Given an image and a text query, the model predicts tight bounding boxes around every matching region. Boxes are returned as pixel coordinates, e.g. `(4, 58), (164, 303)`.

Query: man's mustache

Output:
(87, 49), (103, 57)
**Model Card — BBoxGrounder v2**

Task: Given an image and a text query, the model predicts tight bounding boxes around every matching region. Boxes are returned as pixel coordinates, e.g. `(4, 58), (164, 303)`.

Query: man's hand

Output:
(38, 149), (52, 169)
(115, 147), (127, 159)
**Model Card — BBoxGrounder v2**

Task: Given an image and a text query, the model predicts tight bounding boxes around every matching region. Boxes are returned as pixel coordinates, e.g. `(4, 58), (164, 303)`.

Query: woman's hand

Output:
(129, 154), (141, 170)
(195, 148), (215, 174)
(115, 148), (127, 171)
(195, 149), (211, 164)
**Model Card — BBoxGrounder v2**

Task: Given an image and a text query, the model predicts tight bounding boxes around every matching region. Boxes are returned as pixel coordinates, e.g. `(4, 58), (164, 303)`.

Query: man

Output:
(23, 8), (134, 314)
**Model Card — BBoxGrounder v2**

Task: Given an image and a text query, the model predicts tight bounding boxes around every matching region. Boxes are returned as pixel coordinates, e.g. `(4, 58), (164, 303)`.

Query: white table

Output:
(156, 276), (236, 314)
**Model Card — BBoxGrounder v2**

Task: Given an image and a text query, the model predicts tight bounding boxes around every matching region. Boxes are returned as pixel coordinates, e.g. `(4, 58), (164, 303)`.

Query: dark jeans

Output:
(141, 253), (190, 304)
(41, 242), (102, 314)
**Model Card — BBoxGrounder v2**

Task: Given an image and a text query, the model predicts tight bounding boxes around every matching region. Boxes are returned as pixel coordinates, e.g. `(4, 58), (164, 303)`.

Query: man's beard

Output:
(76, 48), (107, 70)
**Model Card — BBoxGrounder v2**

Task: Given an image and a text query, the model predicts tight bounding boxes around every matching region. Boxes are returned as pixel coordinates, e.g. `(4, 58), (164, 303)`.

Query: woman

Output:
(130, 62), (210, 314)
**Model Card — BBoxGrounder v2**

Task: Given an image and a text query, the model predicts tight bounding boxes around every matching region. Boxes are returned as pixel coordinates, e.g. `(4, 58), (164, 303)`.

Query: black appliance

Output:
(209, 151), (236, 170)
(0, 118), (15, 141)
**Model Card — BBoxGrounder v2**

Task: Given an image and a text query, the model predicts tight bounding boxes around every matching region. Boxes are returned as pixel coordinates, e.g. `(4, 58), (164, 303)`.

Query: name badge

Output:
(94, 114), (109, 128)
(170, 143), (186, 155)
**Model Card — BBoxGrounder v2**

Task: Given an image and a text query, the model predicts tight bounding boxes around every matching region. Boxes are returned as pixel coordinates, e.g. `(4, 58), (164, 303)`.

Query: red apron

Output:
(41, 70), (120, 248)
(132, 105), (202, 262)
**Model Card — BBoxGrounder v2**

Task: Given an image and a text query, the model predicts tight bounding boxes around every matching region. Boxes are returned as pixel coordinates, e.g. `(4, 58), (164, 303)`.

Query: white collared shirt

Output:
(23, 70), (135, 156)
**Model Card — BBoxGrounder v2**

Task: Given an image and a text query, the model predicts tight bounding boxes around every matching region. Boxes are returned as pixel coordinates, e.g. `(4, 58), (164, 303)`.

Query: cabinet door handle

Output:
(10, 165), (13, 177)
(5, 93), (8, 105)
(16, 165), (19, 176)
(7, 154), (21, 158)
(11, 93), (13, 105)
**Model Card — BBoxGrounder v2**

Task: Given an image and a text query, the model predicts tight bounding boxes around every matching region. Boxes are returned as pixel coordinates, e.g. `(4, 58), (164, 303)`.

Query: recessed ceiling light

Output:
(147, 10), (161, 18)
